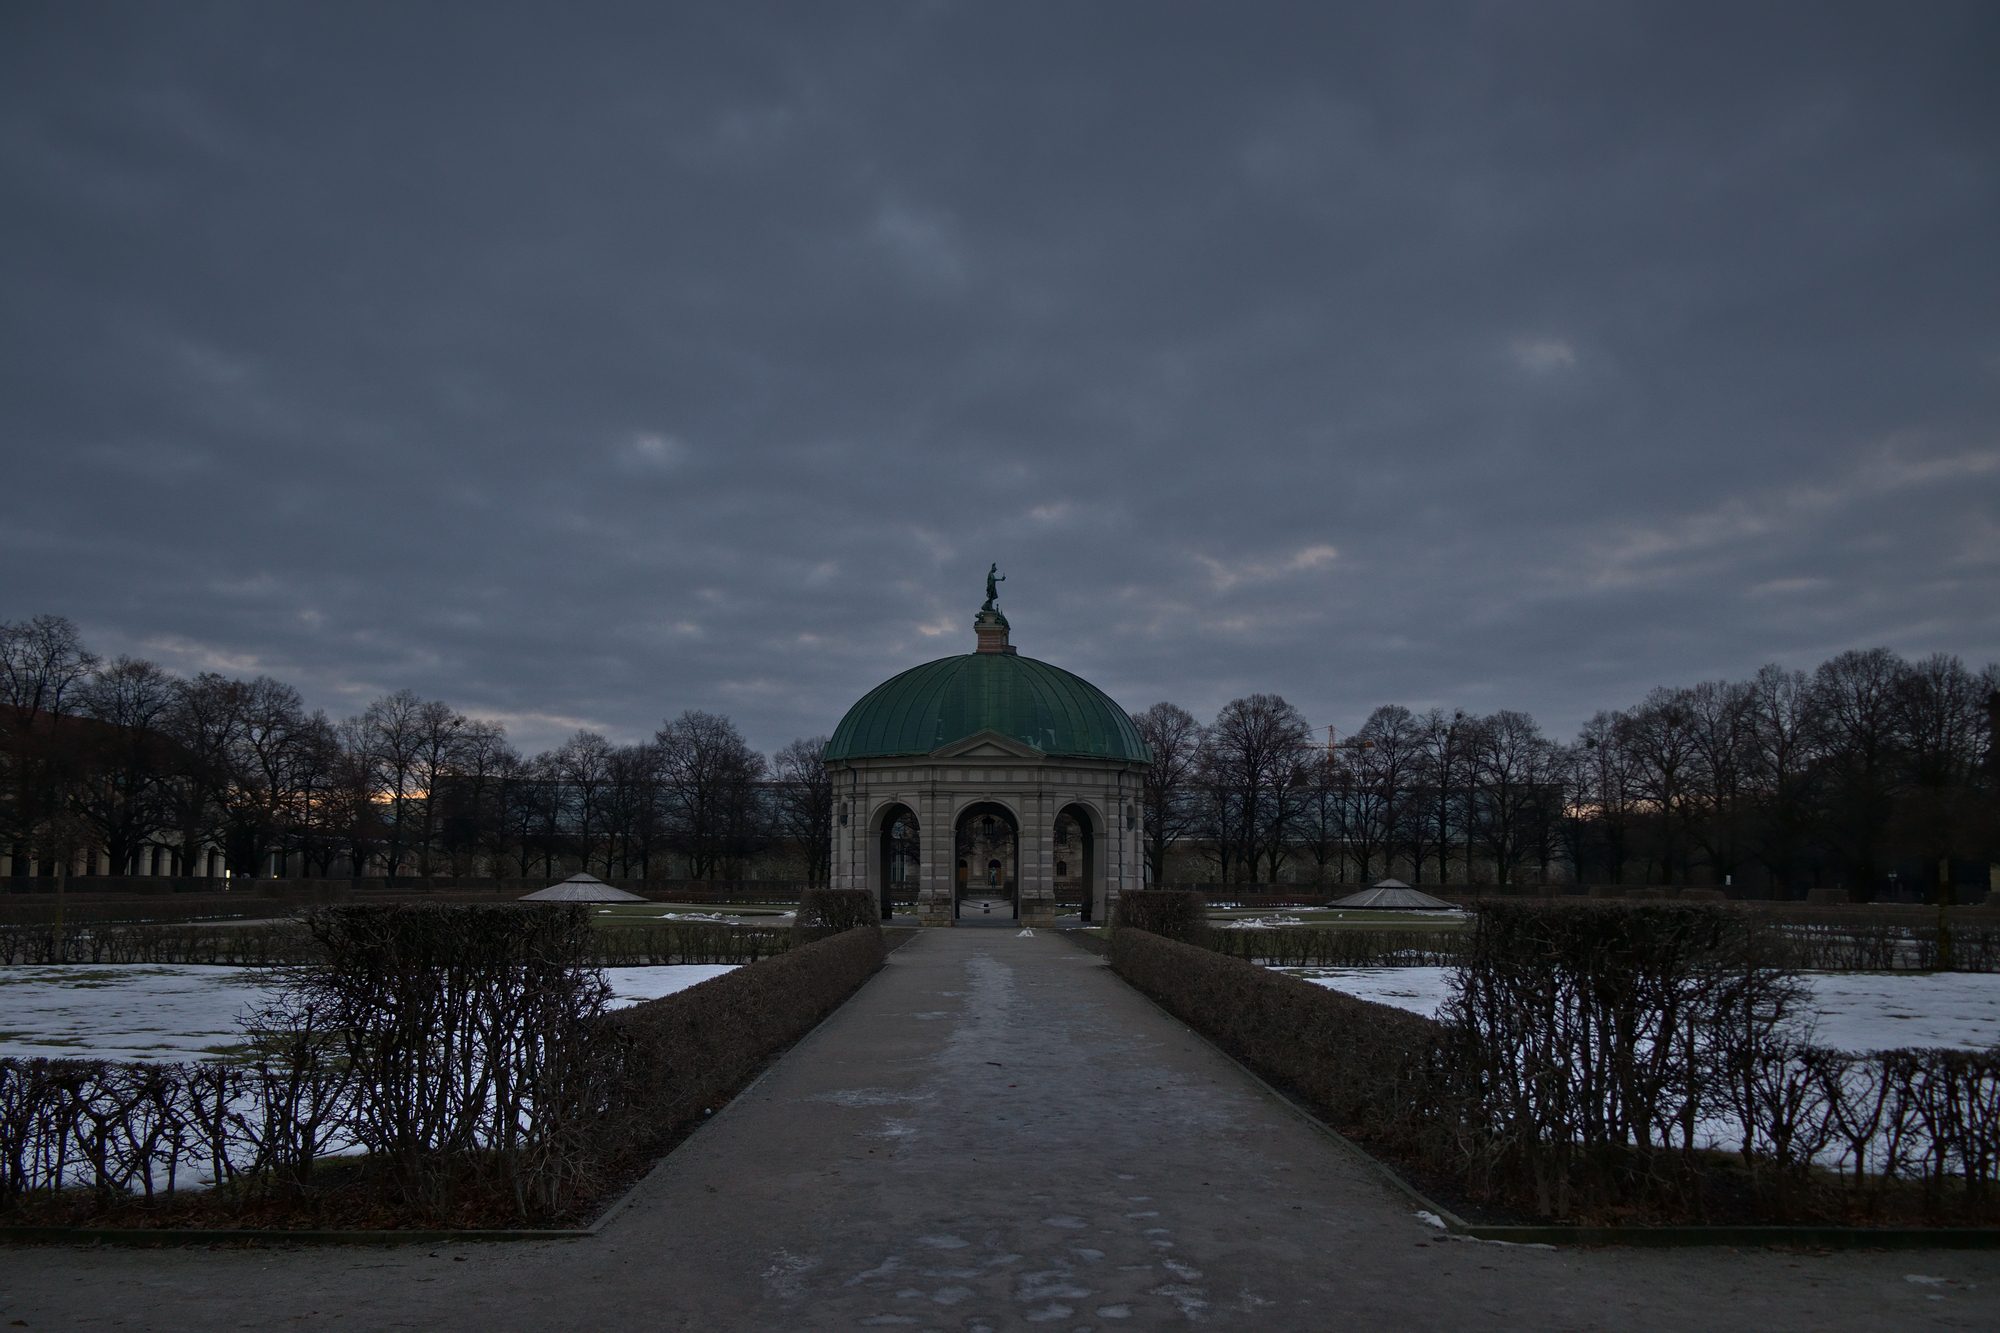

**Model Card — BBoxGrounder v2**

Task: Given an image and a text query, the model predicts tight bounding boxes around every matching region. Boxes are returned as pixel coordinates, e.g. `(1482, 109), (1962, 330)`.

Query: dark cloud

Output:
(4, 1), (1997, 756)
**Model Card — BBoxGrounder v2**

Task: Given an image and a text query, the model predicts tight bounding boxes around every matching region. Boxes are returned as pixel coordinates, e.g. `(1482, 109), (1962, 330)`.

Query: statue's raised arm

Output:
(983, 562), (1005, 610)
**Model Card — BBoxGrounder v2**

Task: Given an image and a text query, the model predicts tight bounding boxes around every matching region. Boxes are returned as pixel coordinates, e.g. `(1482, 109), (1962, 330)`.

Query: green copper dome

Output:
(825, 652), (1150, 763)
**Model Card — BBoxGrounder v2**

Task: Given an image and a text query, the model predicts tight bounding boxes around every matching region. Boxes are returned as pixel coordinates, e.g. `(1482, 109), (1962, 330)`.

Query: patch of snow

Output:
(605, 964), (738, 1005)
(0, 964), (266, 1063)
(1277, 966), (2000, 1052)
(1414, 1210), (1446, 1229)
(0, 963), (737, 1063)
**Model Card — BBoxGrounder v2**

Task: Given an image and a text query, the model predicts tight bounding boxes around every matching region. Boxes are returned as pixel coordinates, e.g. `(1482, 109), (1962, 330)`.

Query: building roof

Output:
(825, 651), (1150, 764)
(519, 873), (647, 903)
(1331, 882), (1459, 911)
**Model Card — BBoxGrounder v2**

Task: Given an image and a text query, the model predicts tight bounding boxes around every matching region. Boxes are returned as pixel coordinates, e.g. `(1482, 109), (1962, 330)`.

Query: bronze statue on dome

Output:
(983, 563), (1005, 612)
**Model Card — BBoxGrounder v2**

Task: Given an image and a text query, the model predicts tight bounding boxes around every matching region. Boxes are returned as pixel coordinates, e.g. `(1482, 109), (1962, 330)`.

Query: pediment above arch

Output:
(929, 730), (1045, 761)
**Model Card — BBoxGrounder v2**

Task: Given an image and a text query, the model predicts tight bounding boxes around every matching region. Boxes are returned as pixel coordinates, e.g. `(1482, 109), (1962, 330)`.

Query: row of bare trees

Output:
(1134, 649), (1999, 898)
(1134, 695), (1573, 888)
(8, 612), (1992, 897)
(0, 616), (833, 883)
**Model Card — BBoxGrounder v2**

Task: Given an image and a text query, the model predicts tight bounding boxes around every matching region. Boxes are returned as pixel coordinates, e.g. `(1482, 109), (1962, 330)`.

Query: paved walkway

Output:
(3, 930), (1996, 1330)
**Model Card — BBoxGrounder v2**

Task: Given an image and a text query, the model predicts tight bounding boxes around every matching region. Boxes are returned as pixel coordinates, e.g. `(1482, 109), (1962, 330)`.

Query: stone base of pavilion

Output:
(917, 886), (1061, 927)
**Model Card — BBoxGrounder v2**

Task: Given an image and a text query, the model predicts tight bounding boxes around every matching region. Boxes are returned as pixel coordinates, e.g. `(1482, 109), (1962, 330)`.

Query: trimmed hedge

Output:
(1206, 926), (1465, 968)
(1113, 889), (1209, 943)
(793, 887), (880, 937)
(599, 924), (886, 1166)
(1121, 904), (2000, 1226)
(582, 921), (793, 965)
(1107, 927), (1445, 1155)
(0, 922), (315, 966)
(1771, 916), (2000, 973)
(0, 919), (794, 968)
(0, 920), (887, 1229)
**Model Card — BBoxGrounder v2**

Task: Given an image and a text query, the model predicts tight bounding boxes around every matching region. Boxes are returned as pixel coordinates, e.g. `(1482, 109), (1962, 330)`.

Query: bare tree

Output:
(216, 677), (322, 877)
(656, 710), (765, 880)
(1566, 710), (1638, 884)
(1812, 648), (1906, 896)
(160, 672), (245, 876)
(498, 749), (566, 880)
(73, 656), (179, 873)
(1617, 688), (1702, 883)
(771, 737), (833, 885)
(352, 691), (469, 878)
(1, 615), (101, 878)
(1416, 708), (1474, 884)
(551, 731), (614, 873)
(1467, 709), (1558, 885)
(0, 614), (99, 718)
(1891, 653), (1988, 904)
(288, 712), (346, 875)
(1355, 704), (1424, 880)
(1683, 678), (1758, 888)
(1745, 665), (1825, 897)
(436, 720), (519, 876)
(326, 716), (390, 876)
(1204, 694), (1311, 884)
(1131, 702), (1203, 885)
(407, 698), (472, 876)
(1292, 744), (1358, 883)
(603, 743), (662, 878)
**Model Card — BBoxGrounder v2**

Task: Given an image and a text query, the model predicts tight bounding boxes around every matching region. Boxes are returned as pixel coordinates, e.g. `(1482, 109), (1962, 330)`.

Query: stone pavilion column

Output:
(916, 786), (955, 926)
(1018, 785), (1057, 927)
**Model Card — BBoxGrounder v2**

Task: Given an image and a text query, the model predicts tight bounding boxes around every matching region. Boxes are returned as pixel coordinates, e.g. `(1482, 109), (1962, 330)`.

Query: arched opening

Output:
(954, 802), (1018, 922)
(1056, 803), (1098, 923)
(877, 804), (919, 922)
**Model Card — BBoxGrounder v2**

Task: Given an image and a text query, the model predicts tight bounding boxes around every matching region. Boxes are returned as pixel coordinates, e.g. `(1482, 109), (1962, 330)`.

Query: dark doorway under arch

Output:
(1056, 803), (1098, 923)
(954, 802), (1018, 922)
(878, 805), (918, 922)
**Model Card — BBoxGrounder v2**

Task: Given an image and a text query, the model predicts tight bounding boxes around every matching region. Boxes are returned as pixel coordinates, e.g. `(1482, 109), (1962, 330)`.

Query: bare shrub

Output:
(1443, 903), (1809, 1215)
(0, 914), (889, 1228)
(1121, 901), (2000, 1225)
(286, 903), (614, 1218)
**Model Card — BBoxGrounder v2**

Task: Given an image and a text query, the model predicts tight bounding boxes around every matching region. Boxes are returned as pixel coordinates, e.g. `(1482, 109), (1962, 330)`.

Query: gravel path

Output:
(3, 929), (1995, 1330)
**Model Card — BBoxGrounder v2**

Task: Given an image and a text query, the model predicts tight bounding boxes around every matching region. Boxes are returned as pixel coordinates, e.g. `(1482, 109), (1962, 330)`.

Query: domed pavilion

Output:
(825, 573), (1150, 926)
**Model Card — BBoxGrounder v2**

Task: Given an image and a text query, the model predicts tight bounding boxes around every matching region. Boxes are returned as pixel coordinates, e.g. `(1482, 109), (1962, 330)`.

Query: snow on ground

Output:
(1277, 966), (2000, 1052)
(0, 963), (739, 1063)
(602, 964), (738, 1004)
(1787, 972), (2000, 1052)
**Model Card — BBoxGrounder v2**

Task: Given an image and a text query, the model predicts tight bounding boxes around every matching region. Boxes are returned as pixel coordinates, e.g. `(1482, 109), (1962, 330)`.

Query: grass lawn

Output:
(1206, 906), (1473, 931)
(585, 902), (795, 925)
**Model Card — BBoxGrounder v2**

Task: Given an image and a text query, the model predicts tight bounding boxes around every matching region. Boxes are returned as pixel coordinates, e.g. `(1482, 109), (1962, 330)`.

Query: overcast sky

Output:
(3, 1), (1997, 758)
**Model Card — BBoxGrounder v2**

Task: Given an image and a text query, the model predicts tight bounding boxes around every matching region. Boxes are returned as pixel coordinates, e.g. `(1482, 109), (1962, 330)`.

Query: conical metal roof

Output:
(519, 873), (647, 903)
(1331, 882), (1458, 911)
